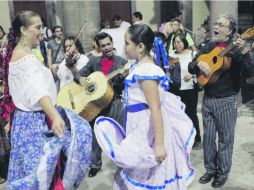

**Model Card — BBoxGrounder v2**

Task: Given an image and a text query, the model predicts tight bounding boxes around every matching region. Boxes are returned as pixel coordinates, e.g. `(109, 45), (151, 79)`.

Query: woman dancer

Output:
(5, 11), (92, 189)
(94, 24), (196, 190)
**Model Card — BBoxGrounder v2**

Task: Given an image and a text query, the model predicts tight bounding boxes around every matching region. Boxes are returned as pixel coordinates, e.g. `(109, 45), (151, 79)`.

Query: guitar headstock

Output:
(241, 27), (254, 40)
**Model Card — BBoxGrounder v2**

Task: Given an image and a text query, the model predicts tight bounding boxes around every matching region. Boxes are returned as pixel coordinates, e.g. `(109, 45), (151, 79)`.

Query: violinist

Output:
(56, 35), (89, 89)
(188, 14), (254, 188)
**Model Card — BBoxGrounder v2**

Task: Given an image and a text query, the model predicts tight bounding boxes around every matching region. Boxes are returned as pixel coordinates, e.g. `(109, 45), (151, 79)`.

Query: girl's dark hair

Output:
(12, 11), (40, 38)
(63, 35), (84, 54)
(172, 33), (189, 50)
(127, 24), (154, 52)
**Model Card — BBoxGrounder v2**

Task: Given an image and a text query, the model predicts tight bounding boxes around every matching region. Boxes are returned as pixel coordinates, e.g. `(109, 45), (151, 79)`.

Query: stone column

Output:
(210, 1), (238, 38)
(181, 1), (193, 31)
(62, 1), (101, 52)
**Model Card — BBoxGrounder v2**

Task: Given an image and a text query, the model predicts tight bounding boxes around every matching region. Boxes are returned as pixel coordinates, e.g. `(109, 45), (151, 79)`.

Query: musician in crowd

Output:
(57, 35), (89, 89)
(189, 14), (254, 188)
(73, 32), (128, 178)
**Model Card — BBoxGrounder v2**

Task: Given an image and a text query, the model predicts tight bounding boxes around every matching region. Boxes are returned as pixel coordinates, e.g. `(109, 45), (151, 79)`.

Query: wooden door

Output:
(100, 1), (131, 28)
(13, 1), (46, 22)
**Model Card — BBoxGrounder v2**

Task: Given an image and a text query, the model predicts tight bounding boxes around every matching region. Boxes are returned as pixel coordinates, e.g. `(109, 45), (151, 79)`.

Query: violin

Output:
(65, 53), (81, 69)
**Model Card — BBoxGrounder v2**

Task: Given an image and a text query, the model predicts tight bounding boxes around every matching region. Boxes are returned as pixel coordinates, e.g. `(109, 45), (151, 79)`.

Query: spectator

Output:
(132, 11), (143, 25)
(100, 19), (110, 31)
(112, 14), (131, 30)
(166, 18), (197, 54)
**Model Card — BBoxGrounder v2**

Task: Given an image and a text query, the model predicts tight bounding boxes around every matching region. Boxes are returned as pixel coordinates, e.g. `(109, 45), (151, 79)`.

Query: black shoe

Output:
(199, 172), (216, 184)
(192, 141), (201, 149)
(211, 175), (228, 188)
(88, 168), (101, 178)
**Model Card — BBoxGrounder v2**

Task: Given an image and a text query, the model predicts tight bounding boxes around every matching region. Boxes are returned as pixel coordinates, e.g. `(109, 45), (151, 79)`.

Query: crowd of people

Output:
(0, 9), (254, 190)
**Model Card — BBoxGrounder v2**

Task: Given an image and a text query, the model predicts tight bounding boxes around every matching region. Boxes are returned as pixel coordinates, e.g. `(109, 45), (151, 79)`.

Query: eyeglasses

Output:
(214, 22), (229, 28)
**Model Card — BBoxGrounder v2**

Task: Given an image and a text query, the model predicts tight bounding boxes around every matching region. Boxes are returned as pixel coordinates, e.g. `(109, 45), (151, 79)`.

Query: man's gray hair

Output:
(218, 14), (237, 38)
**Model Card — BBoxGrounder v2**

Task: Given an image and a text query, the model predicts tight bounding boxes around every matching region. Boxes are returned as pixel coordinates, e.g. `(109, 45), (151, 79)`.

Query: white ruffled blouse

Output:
(124, 62), (170, 106)
(8, 54), (57, 111)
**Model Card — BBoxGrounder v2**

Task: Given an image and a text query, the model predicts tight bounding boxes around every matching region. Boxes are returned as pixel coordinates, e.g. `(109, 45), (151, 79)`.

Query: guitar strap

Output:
(52, 40), (63, 65)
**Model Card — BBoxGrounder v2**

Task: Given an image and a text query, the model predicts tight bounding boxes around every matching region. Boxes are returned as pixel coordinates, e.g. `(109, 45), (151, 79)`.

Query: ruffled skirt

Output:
(7, 107), (92, 190)
(95, 92), (196, 190)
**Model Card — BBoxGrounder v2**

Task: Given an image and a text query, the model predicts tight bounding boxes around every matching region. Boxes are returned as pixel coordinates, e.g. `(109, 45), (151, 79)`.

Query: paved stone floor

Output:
(1, 113), (254, 190)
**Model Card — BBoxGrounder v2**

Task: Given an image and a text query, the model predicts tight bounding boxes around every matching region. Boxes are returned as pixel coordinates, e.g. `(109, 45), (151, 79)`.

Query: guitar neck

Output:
(107, 67), (123, 80)
(107, 60), (133, 80)
(219, 43), (234, 56)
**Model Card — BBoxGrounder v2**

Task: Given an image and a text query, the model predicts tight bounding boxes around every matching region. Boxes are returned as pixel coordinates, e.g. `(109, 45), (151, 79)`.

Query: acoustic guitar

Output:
(197, 27), (254, 86)
(57, 61), (133, 121)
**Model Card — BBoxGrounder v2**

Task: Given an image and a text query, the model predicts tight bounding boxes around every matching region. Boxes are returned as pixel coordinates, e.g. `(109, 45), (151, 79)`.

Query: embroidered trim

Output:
(124, 74), (171, 91)
(121, 169), (195, 189)
(10, 54), (35, 65)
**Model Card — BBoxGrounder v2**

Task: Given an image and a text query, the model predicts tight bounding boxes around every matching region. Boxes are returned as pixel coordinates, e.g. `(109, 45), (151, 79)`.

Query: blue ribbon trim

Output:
(102, 132), (115, 158)
(96, 117), (125, 139)
(154, 37), (169, 73)
(126, 103), (149, 112)
(124, 75), (170, 91)
(184, 126), (196, 151)
(122, 168), (195, 189)
(96, 117), (126, 159)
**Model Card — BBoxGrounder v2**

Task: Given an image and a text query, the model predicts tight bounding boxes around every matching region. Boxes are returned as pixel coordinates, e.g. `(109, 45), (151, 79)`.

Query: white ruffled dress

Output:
(95, 62), (196, 190)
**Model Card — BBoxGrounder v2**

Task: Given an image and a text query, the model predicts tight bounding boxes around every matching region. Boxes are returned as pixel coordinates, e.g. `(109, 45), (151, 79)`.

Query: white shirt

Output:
(57, 54), (89, 89)
(8, 54), (57, 111)
(169, 51), (197, 90)
(120, 21), (131, 30)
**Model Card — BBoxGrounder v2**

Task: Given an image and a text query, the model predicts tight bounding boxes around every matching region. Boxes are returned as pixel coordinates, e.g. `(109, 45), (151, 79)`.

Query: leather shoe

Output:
(88, 168), (101, 178)
(192, 141), (201, 149)
(199, 172), (216, 184)
(211, 175), (228, 188)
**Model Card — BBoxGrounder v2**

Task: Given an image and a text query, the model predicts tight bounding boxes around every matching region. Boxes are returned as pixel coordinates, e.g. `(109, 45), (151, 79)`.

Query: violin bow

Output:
(67, 21), (87, 53)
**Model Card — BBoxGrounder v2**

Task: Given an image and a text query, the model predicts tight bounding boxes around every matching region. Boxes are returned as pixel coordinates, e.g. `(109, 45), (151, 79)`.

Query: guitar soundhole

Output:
(85, 83), (97, 95)
(212, 56), (218, 64)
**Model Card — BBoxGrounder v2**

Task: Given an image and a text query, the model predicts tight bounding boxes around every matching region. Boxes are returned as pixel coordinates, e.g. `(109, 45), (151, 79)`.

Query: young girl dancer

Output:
(95, 24), (196, 190)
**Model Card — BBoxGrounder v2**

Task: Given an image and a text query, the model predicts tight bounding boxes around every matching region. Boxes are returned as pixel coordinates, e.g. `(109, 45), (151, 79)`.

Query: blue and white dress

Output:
(7, 54), (92, 189)
(95, 62), (196, 190)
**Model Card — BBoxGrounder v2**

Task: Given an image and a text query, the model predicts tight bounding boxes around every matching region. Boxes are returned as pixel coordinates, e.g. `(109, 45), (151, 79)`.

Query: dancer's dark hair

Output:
(127, 24), (155, 52)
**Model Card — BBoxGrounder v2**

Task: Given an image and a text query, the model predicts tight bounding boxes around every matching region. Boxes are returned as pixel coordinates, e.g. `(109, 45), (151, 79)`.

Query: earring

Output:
(138, 53), (141, 61)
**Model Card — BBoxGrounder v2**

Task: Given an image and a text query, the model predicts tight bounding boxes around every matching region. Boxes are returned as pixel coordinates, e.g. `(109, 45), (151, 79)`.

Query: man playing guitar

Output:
(189, 14), (254, 188)
(72, 32), (127, 178)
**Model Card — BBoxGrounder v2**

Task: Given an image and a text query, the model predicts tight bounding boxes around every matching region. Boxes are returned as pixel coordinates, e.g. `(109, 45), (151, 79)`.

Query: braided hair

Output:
(0, 29), (16, 124)
(0, 11), (40, 125)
